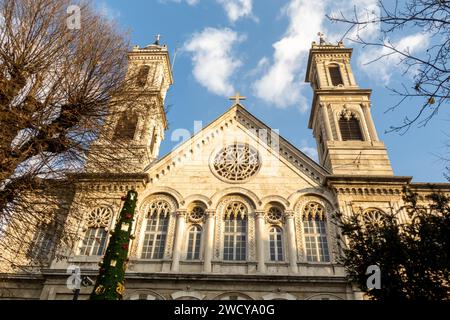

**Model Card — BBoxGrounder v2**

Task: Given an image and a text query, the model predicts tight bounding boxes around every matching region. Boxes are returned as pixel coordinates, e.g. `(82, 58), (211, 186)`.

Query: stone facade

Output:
(1, 41), (449, 301)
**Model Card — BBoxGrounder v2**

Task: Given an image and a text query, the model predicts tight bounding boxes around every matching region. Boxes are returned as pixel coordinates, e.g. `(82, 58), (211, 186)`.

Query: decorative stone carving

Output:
(266, 206), (283, 225)
(211, 144), (260, 182)
(302, 202), (326, 220)
(339, 108), (358, 121)
(224, 201), (248, 219)
(362, 208), (385, 227)
(188, 206), (205, 223)
(86, 207), (113, 229)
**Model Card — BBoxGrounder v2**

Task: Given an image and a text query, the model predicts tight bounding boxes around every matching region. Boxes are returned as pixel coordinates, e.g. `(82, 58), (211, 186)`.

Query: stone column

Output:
(255, 211), (266, 273)
(321, 104), (333, 141)
(361, 103), (379, 141)
(203, 210), (215, 272)
(171, 210), (187, 272)
(357, 104), (372, 142)
(332, 105), (343, 141)
(285, 211), (298, 273)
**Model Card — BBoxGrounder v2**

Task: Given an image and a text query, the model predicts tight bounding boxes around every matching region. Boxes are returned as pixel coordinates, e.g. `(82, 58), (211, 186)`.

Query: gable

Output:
(144, 105), (329, 196)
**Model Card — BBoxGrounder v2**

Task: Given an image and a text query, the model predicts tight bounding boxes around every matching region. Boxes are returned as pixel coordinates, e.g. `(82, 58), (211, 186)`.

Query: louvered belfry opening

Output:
(136, 65), (151, 87)
(113, 112), (138, 140)
(329, 65), (344, 86)
(339, 113), (364, 141)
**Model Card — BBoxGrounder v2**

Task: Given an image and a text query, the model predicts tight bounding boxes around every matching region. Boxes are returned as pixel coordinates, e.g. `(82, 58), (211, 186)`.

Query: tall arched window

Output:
(223, 202), (247, 261)
(79, 207), (112, 256)
(269, 226), (284, 262)
(186, 225), (202, 260)
(339, 111), (363, 141)
(113, 112), (138, 140)
(329, 65), (344, 86)
(136, 65), (150, 87)
(27, 223), (54, 262)
(141, 200), (170, 259)
(149, 127), (157, 154)
(302, 202), (330, 262)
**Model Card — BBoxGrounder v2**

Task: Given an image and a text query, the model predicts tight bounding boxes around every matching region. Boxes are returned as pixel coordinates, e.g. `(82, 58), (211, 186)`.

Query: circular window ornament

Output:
(189, 206), (205, 223)
(211, 144), (261, 183)
(87, 207), (112, 228)
(267, 207), (283, 224)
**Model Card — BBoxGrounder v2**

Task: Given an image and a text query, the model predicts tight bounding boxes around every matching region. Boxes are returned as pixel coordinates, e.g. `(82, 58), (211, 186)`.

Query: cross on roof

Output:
(229, 92), (246, 105)
(318, 32), (326, 45)
(154, 34), (161, 45)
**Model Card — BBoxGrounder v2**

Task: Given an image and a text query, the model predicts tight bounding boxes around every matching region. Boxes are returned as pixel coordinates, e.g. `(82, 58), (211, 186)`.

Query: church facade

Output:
(1, 41), (449, 300)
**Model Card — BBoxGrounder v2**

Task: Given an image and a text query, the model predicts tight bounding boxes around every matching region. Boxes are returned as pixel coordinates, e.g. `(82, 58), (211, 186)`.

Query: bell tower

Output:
(86, 37), (173, 173)
(305, 39), (393, 176)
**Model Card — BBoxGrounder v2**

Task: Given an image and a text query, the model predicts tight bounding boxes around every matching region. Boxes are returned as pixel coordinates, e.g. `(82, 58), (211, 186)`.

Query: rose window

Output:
(363, 209), (384, 227)
(212, 144), (260, 182)
(267, 207), (283, 223)
(87, 207), (113, 228)
(189, 206), (205, 223)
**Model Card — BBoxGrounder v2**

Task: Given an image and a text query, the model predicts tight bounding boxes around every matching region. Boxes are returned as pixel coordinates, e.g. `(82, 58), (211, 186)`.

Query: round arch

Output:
(125, 290), (165, 300)
(262, 293), (297, 300)
(213, 292), (254, 300)
(171, 291), (205, 300)
(183, 194), (212, 208)
(211, 187), (261, 209)
(304, 293), (344, 300)
(260, 195), (290, 210)
(287, 188), (337, 211)
(140, 187), (184, 207)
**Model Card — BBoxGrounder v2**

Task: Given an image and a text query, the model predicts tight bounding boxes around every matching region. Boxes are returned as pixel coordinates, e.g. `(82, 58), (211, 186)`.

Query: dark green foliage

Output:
(90, 190), (138, 300)
(334, 187), (450, 300)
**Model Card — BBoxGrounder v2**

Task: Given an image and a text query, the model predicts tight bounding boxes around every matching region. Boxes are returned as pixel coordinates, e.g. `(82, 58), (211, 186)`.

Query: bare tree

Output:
(328, 0), (449, 133)
(0, 0), (139, 272)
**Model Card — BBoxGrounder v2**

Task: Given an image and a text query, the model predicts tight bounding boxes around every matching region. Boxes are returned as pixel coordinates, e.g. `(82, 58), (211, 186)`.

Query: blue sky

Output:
(95, 0), (449, 182)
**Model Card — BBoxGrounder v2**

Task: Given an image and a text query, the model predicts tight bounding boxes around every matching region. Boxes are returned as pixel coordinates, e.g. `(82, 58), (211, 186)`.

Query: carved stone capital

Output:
(177, 210), (187, 218)
(284, 210), (295, 219)
(255, 210), (265, 219)
(205, 209), (216, 219)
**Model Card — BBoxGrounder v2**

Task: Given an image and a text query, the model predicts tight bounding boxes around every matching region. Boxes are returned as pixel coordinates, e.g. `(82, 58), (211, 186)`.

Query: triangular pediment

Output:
(145, 105), (329, 188)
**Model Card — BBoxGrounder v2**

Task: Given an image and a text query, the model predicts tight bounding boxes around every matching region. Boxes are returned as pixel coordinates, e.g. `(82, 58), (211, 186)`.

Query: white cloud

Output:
(253, 0), (325, 111)
(217, 0), (254, 22)
(96, 1), (121, 20)
(161, 0), (199, 5)
(327, 0), (380, 41)
(251, 0), (428, 111)
(299, 140), (318, 162)
(163, 0), (255, 22)
(184, 27), (245, 96)
(357, 33), (429, 83)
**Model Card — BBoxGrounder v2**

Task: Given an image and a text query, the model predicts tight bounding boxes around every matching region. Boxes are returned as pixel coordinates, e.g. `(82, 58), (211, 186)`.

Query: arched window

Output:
(27, 223), (54, 262)
(269, 226), (284, 262)
(136, 65), (150, 87)
(113, 112), (138, 140)
(302, 202), (330, 262)
(79, 207), (112, 256)
(363, 208), (385, 228)
(329, 65), (344, 86)
(141, 200), (170, 259)
(339, 111), (363, 141)
(223, 202), (247, 261)
(186, 225), (202, 260)
(149, 127), (157, 154)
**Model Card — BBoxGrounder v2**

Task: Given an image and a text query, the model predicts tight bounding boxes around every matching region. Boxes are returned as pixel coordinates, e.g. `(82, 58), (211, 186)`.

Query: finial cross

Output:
(229, 92), (246, 105)
(154, 34), (161, 45)
(318, 32), (326, 45)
